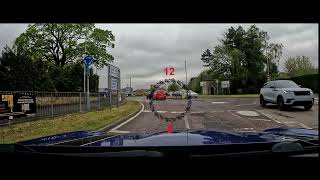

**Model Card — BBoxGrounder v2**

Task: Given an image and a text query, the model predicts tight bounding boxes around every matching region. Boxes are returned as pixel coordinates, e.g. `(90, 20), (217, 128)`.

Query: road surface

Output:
(112, 96), (318, 133)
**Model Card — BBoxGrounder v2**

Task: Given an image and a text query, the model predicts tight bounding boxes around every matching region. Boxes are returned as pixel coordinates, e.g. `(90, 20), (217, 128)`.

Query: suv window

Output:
(263, 83), (269, 88)
(269, 82), (275, 88)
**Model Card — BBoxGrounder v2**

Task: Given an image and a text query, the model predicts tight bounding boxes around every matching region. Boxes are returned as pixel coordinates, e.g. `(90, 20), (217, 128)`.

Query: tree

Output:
(14, 23), (115, 68)
(0, 47), (99, 92)
(284, 56), (317, 77)
(167, 82), (180, 92)
(0, 46), (55, 91)
(200, 25), (283, 93)
(200, 49), (213, 67)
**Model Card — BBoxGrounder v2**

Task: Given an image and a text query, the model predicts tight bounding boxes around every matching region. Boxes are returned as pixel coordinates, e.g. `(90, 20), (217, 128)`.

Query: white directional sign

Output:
(111, 78), (118, 90)
(221, 81), (230, 88)
(109, 65), (120, 78)
(200, 81), (204, 87)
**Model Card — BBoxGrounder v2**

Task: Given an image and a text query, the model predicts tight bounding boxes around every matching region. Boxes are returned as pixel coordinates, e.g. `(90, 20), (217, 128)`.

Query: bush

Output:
(289, 74), (318, 93)
(278, 74), (318, 93)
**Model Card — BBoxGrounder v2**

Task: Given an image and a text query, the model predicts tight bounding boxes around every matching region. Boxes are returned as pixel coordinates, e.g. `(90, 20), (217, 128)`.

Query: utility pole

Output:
(83, 39), (87, 94)
(130, 77), (132, 88)
(184, 60), (188, 85)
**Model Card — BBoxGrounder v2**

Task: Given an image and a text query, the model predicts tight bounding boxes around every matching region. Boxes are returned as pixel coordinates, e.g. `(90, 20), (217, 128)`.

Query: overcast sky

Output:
(0, 23), (318, 89)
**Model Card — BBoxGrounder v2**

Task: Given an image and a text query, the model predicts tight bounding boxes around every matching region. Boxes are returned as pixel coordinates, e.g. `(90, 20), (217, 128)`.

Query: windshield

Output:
(275, 80), (300, 88)
(0, 23), (318, 148)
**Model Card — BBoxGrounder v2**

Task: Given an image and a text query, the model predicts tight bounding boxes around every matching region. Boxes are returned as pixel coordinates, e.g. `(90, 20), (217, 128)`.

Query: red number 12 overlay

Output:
(165, 67), (175, 76)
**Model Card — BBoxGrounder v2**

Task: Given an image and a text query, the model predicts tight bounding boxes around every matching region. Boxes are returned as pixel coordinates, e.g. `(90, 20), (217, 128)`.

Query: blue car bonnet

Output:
(19, 127), (318, 146)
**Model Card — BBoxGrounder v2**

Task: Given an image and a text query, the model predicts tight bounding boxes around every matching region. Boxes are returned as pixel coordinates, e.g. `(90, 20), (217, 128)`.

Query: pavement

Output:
(111, 96), (318, 134)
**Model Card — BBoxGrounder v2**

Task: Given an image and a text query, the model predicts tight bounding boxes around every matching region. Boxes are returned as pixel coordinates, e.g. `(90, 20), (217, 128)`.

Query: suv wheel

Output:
(277, 96), (286, 111)
(304, 104), (312, 110)
(260, 95), (266, 107)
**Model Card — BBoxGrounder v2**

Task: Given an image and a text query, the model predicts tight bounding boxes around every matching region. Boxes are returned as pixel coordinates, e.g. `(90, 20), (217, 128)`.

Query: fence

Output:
(0, 91), (127, 126)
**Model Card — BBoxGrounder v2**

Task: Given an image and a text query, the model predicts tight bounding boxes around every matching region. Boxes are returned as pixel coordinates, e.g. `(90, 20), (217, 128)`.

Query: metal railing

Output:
(0, 91), (127, 126)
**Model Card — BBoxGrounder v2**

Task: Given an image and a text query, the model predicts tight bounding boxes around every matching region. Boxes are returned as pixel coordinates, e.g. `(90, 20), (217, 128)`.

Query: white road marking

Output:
(108, 102), (144, 132)
(298, 123), (312, 129)
(238, 130), (257, 132)
(273, 120), (282, 124)
(255, 110), (282, 124)
(110, 130), (131, 133)
(227, 110), (243, 119)
(143, 110), (167, 113)
(236, 110), (259, 117)
(209, 110), (225, 113)
(211, 102), (229, 104)
(283, 121), (298, 124)
(248, 118), (271, 122)
(190, 111), (205, 114)
(171, 111), (186, 114)
(184, 115), (190, 129)
(234, 127), (256, 132)
(234, 103), (255, 106)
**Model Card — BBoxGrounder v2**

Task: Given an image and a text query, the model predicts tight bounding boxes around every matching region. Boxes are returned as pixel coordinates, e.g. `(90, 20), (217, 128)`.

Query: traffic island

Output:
(0, 100), (141, 144)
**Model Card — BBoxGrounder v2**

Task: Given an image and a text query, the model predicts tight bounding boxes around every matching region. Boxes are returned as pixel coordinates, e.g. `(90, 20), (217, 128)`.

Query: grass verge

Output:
(0, 100), (141, 144)
(199, 94), (259, 98)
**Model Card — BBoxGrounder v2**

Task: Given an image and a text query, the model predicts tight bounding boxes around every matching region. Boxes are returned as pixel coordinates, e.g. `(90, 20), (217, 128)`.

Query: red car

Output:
(153, 90), (167, 100)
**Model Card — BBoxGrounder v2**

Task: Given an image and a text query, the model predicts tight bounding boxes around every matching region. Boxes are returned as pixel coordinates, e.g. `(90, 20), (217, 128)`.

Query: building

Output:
(134, 89), (149, 96)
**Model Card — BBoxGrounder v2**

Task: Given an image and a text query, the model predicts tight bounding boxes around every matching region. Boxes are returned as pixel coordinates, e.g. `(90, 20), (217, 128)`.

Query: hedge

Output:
(279, 74), (318, 93)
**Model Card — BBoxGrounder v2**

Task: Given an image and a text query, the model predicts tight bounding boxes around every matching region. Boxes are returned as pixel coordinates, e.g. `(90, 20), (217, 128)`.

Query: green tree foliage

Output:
(0, 23), (114, 92)
(14, 23), (115, 68)
(284, 56), (317, 77)
(0, 47), (54, 91)
(167, 82), (180, 92)
(0, 47), (99, 92)
(200, 25), (282, 93)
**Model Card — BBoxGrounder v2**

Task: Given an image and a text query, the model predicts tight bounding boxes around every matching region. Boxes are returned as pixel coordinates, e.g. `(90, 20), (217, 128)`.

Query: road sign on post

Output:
(84, 55), (93, 67)
(84, 55), (93, 111)
(107, 64), (121, 109)
(221, 81), (230, 95)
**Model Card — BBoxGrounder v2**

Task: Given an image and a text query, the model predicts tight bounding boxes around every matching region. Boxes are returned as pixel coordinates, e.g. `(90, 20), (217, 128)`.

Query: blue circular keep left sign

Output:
(84, 55), (93, 67)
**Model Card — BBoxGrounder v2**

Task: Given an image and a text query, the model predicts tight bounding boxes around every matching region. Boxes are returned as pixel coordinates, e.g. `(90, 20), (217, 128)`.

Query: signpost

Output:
(108, 64), (121, 109)
(221, 81), (230, 95)
(84, 55), (93, 111)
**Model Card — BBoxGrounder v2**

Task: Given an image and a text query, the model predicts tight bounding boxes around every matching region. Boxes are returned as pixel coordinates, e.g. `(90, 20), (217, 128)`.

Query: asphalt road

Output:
(112, 96), (318, 134)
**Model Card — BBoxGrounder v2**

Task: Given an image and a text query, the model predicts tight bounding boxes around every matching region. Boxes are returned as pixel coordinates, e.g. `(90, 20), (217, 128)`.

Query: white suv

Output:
(260, 80), (314, 111)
